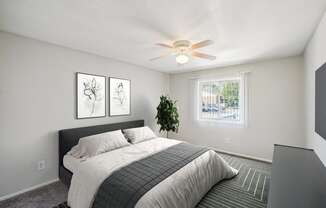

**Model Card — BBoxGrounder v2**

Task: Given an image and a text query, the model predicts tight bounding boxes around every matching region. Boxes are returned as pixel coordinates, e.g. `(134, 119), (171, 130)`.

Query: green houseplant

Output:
(155, 95), (180, 138)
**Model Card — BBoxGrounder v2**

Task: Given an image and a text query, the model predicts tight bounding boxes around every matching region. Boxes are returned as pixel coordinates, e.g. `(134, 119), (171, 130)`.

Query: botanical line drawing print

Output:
(113, 82), (126, 105)
(77, 73), (106, 119)
(109, 77), (130, 116)
(82, 78), (103, 115)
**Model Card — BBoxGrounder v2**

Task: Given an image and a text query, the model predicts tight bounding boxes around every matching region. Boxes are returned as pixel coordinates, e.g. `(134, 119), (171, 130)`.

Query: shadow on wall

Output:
(137, 95), (161, 135)
(32, 130), (59, 181)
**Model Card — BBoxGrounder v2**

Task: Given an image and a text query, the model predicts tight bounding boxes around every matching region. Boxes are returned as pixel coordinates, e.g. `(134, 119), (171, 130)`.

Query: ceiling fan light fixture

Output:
(176, 54), (189, 64)
(151, 39), (215, 64)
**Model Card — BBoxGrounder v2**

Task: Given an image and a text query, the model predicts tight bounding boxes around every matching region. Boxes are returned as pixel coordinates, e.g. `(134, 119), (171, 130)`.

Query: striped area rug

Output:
(196, 153), (271, 208)
(54, 153), (271, 208)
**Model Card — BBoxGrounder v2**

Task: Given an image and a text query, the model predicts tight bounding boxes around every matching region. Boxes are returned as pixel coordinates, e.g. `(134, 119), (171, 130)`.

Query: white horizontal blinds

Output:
(199, 79), (240, 121)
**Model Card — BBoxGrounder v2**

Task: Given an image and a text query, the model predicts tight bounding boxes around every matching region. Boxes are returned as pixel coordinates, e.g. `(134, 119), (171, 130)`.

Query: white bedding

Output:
(67, 137), (238, 208)
(63, 155), (83, 173)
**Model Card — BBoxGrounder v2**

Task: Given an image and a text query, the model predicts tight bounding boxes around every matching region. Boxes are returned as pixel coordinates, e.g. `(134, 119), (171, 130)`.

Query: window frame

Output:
(196, 74), (248, 127)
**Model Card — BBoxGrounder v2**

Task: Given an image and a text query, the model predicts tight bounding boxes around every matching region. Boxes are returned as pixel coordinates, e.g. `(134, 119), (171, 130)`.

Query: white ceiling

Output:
(1, 0), (326, 73)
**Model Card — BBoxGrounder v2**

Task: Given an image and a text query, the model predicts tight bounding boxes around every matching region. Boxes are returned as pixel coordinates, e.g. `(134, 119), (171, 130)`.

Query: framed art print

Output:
(76, 72), (106, 119)
(109, 77), (131, 116)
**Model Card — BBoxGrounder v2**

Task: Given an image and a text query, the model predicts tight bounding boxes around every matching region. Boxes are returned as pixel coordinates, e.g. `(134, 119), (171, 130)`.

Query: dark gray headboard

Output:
(58, 120), (144, 167)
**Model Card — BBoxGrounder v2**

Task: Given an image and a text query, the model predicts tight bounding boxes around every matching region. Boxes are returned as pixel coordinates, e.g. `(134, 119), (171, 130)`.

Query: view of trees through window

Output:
(199, 79), (240, 121)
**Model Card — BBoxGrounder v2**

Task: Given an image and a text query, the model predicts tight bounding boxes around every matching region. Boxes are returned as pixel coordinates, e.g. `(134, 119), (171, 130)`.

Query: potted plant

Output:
(155, 95), (180, 138)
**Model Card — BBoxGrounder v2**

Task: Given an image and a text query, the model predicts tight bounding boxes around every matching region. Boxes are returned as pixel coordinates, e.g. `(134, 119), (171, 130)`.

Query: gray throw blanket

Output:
(92, 142), (209, 208)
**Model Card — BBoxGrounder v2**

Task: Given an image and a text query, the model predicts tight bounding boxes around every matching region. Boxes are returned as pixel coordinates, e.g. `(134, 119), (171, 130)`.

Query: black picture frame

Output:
(109, 77), (131, 117)
(76, 72), (107, 119)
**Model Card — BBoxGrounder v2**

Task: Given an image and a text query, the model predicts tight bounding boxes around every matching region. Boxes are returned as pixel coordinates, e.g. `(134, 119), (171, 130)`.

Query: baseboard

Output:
(0, 178), (59, 202)
(214, 148), (273, 163)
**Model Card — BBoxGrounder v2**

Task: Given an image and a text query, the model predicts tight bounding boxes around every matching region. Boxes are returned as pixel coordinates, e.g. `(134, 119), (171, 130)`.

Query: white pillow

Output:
(68, 130), (129, 158)
(123, 126), (156, 144)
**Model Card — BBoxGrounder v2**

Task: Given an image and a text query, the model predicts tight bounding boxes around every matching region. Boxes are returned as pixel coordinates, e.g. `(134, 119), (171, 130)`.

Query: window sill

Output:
(196, 119), (247, 128)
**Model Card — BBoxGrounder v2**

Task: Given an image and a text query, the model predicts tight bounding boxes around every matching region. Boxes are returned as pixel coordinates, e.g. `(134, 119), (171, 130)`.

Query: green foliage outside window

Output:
(222, 82), (239, 107)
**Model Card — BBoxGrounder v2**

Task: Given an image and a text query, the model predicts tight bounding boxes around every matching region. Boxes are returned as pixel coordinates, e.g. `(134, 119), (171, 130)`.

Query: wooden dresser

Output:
(267, 144), (326, 208)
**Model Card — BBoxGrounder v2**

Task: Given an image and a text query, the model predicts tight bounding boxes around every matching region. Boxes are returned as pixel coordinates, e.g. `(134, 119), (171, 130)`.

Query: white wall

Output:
(169, 56), (305, 161)
(0, 32), (169, 198)
(304, 12), (326, 166)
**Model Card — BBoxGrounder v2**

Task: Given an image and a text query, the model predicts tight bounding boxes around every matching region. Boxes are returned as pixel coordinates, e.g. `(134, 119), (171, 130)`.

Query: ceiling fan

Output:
(150, 40), (216, 65)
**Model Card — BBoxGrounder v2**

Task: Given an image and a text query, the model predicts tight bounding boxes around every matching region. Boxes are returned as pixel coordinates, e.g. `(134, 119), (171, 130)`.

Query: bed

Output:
(59, 120), (238, 208)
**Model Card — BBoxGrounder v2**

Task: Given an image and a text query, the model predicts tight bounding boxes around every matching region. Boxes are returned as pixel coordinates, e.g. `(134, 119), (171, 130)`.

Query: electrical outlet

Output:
(37, 160), (45, 170)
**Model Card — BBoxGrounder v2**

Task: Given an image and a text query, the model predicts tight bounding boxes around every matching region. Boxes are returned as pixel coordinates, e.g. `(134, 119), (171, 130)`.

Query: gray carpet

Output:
(196, 153), (271, 208)
(0, 182), (68, 208)
(0, 153), (271, 208)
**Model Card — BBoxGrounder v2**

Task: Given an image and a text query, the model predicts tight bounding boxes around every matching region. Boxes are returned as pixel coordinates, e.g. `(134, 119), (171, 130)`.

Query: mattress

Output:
(63, 154), (83, 173)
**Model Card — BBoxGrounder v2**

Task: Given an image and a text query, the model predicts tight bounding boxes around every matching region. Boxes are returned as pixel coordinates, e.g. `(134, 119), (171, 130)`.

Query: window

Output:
(197, 74), (248, 125)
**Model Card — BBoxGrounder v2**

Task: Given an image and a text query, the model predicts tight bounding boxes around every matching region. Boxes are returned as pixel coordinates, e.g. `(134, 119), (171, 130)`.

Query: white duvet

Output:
(67, 138), (238, 208)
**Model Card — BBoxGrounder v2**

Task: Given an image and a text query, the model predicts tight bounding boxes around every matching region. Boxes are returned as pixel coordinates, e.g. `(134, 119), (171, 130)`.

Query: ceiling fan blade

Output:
(192, 51), (216, 60)
(191, 40), (214, 49)
(150, 53), (171, 61)
(156, 43), (173, 48)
